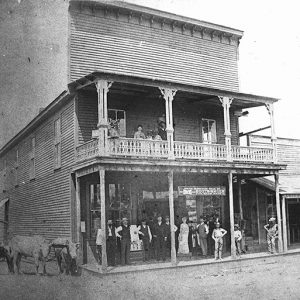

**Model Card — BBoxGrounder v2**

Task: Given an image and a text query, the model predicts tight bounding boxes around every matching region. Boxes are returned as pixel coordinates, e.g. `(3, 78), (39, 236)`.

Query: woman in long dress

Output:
(178, 217), (190, 254)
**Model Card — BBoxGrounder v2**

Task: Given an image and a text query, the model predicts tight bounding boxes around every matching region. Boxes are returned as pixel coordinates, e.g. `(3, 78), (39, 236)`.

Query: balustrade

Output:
(76, 138), (274, 163)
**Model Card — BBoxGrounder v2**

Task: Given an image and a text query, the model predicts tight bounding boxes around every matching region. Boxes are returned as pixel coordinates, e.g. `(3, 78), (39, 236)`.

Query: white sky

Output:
(123, 0), (300, 139)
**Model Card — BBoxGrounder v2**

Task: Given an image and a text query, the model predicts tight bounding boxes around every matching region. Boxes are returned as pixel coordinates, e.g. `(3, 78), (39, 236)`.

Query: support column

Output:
(228, 171), (236, 259)
(219, 97), (233, 161)
(168, 170), (177, 265)
(96, 80), (113, 156)
(275, 173), (283, 253)
(75, 174), (81, 244)
(99, 167), (107, 271)
(265, 103), (277, 163)
(159, 88), (177, 160)
(281, 195), (288, 252)
(237, 178), (243, 220)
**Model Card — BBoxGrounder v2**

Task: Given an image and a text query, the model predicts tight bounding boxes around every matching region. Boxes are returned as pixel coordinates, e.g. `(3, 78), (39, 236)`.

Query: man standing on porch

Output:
(152, 215), (168, 261)
(106, 219), (117, 266)
(116, 218), (131, 265)
(197, 217), (209, 257)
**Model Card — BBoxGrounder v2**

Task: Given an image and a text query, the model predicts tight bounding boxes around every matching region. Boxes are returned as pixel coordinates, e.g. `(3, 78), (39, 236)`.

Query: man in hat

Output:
(152, 215), (168, 261)
(138, 219), (152, 261)
(106, 219), (117, 266)
(212, 222), (227, 260)
(234, 224), (242, 257)
(157, 121), (167, 141)
(197, 216), (209, 257)
(116, 217), (131, 265)
(164, 216), (177, 257)
(264, 217), (278, 254)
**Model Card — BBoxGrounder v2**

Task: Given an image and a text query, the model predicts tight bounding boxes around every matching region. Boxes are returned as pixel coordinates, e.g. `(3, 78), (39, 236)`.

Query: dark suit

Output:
(153, 222), (167, 261)
(106, 225), (116, 266)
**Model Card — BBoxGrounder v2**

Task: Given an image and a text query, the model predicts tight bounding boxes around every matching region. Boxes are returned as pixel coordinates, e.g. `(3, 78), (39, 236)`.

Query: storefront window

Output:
(90, 183), (101, 239)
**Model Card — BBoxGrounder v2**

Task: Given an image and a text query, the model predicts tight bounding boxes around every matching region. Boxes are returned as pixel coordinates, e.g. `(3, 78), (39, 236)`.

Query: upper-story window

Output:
(108, 109), (126, 137)
(29, 137), (36, 180)
(54, 118), (61, 169)
(201, 118), (217, 144)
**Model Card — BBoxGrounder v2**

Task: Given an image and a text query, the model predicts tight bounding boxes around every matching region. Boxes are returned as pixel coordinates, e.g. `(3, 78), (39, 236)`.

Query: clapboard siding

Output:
(0, 99), (76, 241)
(69, 11), (239, 92)
(250, 136), (300, 175)
(77, 91), (239, 145)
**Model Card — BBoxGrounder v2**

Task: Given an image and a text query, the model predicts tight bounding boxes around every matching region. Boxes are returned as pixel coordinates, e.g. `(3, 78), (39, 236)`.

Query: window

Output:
(3, 159), (7, 192)
(201, 119), (217, 143)
(54, 118), (61, 169)
(108, 109), (126, 137)
(29, 137), (35, 180)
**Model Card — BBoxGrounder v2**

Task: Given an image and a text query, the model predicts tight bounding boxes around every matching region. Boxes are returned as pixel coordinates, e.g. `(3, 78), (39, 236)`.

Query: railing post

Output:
(159, 88), (177, 160)
(219, 96), (233, 161)
(265, 103), (277, 163)
(96, 80), (113, 156)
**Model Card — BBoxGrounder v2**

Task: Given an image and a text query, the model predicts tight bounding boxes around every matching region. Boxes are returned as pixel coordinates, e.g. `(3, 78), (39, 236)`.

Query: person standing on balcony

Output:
(116, 218), (131, 265)
(158, 121), (167, 141)
(134, 125), (146, 139)
(264, 217), (278, 254)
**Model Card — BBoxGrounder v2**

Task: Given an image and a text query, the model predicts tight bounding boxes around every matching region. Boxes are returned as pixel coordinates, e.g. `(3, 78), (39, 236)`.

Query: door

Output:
(288, 202), (300, 244)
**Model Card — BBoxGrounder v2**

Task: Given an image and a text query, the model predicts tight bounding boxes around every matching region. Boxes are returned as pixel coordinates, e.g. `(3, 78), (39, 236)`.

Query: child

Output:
(264, 217), (278, 254)
(234, 224), (242, 257)
(212, 222), (227, 260)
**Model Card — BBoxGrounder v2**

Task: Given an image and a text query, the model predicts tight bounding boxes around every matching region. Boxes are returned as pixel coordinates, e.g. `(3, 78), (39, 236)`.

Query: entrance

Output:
(288, 201), (300, 244)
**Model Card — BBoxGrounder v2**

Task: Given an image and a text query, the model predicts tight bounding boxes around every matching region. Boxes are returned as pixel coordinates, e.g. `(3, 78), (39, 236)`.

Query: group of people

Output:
(133, 121), (167, 141)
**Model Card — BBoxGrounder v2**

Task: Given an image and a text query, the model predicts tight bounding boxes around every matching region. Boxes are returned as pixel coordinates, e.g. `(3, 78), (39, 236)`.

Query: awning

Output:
(0, 198), (9, 209)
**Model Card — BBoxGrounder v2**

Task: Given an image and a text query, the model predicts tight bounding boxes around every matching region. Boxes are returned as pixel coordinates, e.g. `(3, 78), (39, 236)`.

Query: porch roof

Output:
(251, 175), (300, 196)
(68, 71), (280, 109)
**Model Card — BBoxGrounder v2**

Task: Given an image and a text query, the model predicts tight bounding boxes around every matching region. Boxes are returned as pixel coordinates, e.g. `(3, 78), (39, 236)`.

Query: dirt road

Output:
(1, 254), (300, 300)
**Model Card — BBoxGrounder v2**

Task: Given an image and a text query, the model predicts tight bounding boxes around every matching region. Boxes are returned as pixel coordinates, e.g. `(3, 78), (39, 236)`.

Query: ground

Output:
(1, 254), (300, 300)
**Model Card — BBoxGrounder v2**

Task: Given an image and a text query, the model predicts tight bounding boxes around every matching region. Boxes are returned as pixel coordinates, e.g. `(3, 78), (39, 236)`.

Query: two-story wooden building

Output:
(0, 0), (285, 270)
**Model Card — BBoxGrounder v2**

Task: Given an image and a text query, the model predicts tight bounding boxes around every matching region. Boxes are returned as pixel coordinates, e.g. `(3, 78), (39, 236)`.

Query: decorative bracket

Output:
(159, 88), (177, 102)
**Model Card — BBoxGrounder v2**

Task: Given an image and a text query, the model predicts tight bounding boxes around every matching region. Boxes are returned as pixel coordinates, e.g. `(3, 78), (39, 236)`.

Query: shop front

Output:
(78, 170), (230, 266)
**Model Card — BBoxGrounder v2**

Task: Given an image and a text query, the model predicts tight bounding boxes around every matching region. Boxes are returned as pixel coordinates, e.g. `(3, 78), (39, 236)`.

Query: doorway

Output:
(288, 201), (300, 244)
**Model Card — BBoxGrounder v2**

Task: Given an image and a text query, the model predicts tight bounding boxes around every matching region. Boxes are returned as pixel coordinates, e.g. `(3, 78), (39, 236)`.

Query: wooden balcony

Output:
(76, 138), (275, 164)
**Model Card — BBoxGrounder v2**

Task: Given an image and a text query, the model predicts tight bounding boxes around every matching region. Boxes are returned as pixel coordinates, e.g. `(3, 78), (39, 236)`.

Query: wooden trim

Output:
(168, 171), (176, 265)
(275, 174), (283, 252)
(99, 167), (107, 271)
(238, 178), (243, 219)
(281, 195), (288, 252)
(228, 171), (236, 259)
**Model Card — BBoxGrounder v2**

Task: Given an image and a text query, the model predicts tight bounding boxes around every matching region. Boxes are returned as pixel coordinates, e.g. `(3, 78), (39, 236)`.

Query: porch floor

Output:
(80, 247), (300, 276)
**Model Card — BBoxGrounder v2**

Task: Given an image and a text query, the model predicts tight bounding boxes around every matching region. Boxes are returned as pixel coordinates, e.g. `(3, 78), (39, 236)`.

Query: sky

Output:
(123, 0), (300, 139)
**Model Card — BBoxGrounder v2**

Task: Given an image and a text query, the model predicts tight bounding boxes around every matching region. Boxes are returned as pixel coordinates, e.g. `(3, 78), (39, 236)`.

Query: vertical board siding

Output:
(0, 100), (76, 241)
(77, 91), (239, 145)
(70, 10), (239, 92)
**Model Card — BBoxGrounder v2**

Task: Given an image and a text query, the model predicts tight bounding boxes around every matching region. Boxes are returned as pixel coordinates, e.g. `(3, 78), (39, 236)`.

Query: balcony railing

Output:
(76, 137), (274, 164)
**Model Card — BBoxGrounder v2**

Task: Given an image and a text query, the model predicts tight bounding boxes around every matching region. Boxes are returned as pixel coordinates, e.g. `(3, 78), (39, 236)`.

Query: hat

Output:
(269, 217), (276, 222)
(122, 217), (128, 222)
(234, 224), (239, 228)
(107, 220), (113, 224)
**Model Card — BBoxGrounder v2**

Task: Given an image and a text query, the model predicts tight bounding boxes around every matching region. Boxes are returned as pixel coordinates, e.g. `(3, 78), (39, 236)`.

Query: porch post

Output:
(219, 97), (233, 161)
(96, 80), (113, 156)
(275, 173), (283, 253)
(237, 178), (243, 220)
(281, 195), (288, 252)
(99, 167), (107, 271)
(228, 171), (236, 258)
(265, 103), (277, 163)
(159, 88), (177, 160)
(75, 174), (81, 244)
(168, 170), (177, 265)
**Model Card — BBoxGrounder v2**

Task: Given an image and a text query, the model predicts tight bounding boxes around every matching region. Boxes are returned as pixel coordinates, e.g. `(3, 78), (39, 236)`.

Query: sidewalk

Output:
(80, 248), (300, 277)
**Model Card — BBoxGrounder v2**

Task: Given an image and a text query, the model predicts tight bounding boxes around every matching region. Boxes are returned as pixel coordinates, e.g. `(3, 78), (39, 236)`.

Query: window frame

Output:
(29, 136), (36, 180)
(201, 118), (217, 144)
(108, 109), (126, 137)
(54, 117), (62, 170)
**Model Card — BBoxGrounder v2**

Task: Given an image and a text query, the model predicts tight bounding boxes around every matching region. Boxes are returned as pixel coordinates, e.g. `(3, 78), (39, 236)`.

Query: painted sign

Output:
(178, 186), (226, 196)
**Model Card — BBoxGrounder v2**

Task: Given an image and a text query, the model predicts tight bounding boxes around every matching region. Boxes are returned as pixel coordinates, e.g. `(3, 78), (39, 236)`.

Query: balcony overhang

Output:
(68, 71), (280, 109)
